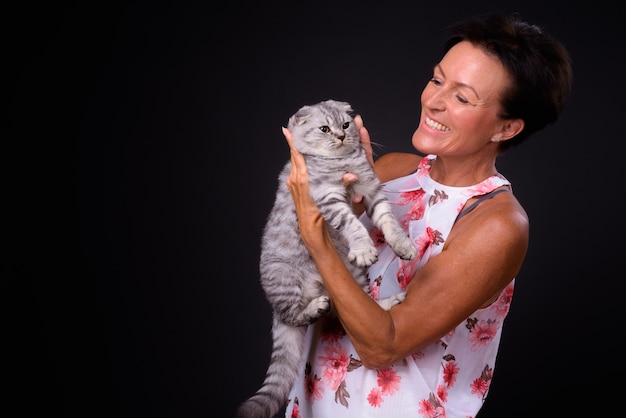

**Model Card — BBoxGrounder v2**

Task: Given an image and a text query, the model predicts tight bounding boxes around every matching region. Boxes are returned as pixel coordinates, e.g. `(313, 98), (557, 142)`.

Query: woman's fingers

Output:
(282, 127), (313, 206)
(354, 115), (374, 166)
(282, 127), (305, 180)
(342, 173), (359, 186)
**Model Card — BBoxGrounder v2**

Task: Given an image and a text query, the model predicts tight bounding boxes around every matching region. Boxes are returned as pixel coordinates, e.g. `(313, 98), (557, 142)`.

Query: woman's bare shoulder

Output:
(374, 152), (424, 183)
(450, 189), (529, 254)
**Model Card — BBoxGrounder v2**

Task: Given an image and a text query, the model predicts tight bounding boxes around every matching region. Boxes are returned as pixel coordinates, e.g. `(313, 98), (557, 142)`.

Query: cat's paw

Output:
(304, 295), (331, 320)
(377, 291), (407, 310)
(315, 295), (331, 316)
(349, 244), (379, 267)
(390, 234), (417, 260)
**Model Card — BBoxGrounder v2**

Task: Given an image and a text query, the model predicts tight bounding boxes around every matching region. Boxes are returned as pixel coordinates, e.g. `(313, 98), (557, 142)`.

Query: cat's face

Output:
(288, 100), (361, 158)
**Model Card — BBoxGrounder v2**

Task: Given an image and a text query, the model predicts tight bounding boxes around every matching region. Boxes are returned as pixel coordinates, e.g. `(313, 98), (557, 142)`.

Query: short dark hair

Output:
(442, 12), (573, 152)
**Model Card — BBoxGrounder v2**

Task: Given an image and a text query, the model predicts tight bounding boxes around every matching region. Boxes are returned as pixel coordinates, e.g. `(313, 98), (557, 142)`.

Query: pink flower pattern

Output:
(400, 189), (427, 228)
(467, 318), (499, 351)
(319, 343), (350, 391)
(304, 367), (324, 402)
(493, 283), (514, 318)
(470, 364), (494, 401)
(367, 387), (383, 407)
(377, 367), (401, 395)
(437, 384), (448, 403)
(442, 361), (460, 388)
(418, 393), (446, 417)
(397, 258), (418, 289)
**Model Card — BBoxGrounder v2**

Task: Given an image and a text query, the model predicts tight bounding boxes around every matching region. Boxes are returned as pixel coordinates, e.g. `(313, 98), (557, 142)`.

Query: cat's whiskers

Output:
(361, 140), (386, 158)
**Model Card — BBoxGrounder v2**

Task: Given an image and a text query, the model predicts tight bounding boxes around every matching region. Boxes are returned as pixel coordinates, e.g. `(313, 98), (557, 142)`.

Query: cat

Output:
(236, 99), (416, 418)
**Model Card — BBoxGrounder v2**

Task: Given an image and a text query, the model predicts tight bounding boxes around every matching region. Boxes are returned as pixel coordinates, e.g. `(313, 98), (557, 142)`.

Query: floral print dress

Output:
(285, 155), (516, 418)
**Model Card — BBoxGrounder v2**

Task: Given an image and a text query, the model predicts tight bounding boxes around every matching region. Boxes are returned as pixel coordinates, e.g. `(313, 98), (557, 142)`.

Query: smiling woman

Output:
(413, 41), (524, 176)
(271, 11), (572, 418)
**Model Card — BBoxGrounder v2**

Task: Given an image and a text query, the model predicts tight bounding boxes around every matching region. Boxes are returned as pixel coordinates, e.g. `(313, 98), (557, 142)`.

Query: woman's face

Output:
(412, 41), (511, 157)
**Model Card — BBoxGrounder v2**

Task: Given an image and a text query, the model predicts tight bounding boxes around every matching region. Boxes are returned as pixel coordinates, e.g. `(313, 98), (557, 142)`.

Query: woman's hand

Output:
(344, 115), (372, 204)
(282, 127), (328, 250)
(354, 114), (374, 167)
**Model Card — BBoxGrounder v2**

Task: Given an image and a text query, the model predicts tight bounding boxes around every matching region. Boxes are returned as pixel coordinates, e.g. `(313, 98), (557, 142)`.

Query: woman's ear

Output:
(500, 118), (525, 141)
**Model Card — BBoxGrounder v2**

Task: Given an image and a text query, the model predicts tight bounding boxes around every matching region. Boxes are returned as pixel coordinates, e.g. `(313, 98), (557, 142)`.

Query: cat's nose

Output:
(338, 135), (345, 142)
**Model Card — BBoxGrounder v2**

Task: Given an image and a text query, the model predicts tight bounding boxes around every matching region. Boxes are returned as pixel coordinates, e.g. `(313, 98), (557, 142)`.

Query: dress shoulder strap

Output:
(454, 189), (510, 224)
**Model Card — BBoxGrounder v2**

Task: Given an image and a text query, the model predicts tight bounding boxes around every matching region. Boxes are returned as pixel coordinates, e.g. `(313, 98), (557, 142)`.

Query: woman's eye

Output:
(319, 126), (330, 133)
(342, 122), (350, 129)
(455, 95), (469, 104)
(430, 78), (443, 86)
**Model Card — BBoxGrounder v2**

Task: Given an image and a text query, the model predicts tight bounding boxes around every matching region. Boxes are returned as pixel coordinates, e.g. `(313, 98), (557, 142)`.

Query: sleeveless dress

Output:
(285, 154), (516, 418)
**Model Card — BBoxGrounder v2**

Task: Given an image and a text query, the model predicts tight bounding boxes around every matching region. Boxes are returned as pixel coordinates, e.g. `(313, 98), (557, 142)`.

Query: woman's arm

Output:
(283, 127), (528, 369)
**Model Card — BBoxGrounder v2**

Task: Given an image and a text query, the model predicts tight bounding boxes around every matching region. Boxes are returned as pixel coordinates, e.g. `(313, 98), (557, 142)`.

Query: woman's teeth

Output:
(425, 117), (450, 131)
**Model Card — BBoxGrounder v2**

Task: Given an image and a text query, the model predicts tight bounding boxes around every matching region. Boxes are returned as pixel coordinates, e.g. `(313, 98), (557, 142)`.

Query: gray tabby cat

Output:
(236, 100), (416, 418)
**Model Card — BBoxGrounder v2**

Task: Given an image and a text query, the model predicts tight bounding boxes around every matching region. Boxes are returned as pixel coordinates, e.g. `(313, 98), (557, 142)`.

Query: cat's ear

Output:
(325, 99), (353, 114)
(289, 106), (313, 127)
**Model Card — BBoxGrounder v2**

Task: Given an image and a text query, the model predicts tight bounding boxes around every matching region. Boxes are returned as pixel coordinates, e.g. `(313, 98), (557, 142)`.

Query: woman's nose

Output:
(423, 87), (445, 110)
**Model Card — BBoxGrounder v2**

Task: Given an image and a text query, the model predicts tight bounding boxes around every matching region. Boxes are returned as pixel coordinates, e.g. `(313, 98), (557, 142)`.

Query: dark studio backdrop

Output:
(5, 1), (625, 417)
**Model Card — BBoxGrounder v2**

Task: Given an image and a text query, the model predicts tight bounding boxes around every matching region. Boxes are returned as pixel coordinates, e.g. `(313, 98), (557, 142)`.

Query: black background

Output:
(5, 1), (625, 417)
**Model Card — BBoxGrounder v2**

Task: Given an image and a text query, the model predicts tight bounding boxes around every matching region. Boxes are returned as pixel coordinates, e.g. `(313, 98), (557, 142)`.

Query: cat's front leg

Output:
(367, 200), (417, 261)
(381, 219), (417, 261)
(316, 195), (379, 267)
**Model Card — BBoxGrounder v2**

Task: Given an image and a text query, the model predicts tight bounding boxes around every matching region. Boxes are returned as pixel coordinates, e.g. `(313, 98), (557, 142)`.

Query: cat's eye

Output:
(342, 122), (350, 129)
(319, 126), (330, 133)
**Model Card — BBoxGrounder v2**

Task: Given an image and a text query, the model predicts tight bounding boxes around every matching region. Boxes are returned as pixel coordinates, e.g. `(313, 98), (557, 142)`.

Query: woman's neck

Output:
(428, 155), (498, 187)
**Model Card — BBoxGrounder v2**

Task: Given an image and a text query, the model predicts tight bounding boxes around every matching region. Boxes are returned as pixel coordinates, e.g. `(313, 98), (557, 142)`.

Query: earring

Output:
(491, 136), (502, 142)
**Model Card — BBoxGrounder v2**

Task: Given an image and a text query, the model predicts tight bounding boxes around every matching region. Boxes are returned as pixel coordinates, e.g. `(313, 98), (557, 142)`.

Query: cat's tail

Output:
(236, 315), (306, 418)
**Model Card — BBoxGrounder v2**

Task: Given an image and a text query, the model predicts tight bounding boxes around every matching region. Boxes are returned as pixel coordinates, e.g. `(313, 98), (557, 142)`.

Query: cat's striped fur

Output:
(236, 100), (416, 418)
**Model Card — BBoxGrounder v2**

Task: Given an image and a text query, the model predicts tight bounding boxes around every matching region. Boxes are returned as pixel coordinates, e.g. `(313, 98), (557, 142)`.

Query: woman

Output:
(282, 12), (572, 418)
